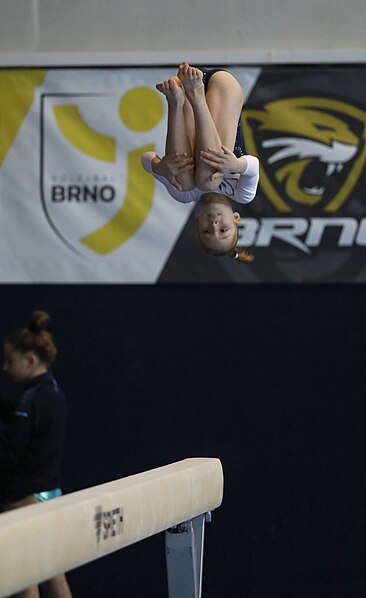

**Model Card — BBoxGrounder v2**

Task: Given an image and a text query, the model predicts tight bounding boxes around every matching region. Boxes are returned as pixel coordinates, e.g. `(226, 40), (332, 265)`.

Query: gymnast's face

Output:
(196, 193), (241, 253)
(3, 342), (36, 384)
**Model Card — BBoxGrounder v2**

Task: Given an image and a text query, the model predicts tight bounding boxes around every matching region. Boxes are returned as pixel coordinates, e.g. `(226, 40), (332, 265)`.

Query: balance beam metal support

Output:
(0, 458), (223, 597)
(166, 512), (212, 598)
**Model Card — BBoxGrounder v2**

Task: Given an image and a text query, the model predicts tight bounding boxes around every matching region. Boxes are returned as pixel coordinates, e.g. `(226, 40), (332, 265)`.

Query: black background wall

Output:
(1, 284), (366, 598)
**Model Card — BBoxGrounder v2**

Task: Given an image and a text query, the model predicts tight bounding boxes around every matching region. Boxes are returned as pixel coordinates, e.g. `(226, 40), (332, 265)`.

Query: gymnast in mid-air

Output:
(141, 61), (259, 261)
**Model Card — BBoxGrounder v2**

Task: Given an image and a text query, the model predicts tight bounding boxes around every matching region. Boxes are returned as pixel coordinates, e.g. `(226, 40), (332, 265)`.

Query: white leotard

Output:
(141, 152), (259, 205)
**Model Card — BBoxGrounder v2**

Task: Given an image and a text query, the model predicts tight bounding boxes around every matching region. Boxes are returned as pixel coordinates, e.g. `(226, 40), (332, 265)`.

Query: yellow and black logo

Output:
(242, 96), (366, 213)
(40, 86), (163, 256)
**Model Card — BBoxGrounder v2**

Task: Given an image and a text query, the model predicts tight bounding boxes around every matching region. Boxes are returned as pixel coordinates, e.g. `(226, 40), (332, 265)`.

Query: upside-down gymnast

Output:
(0, 311), (72, 598)
(141, 61), (259, 261)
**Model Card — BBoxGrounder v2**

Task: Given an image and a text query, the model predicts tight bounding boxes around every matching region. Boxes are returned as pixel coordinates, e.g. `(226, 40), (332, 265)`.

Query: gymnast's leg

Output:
(178, 62), (243, 190)
(155, 75), (195, 190)
(205, 70), (244, 151)
(40, 575), (72, 598)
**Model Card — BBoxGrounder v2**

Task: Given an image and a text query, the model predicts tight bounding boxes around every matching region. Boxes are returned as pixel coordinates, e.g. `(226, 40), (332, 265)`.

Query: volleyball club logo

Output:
(40, 87), (163, 256)
(240, 73), (366, 282)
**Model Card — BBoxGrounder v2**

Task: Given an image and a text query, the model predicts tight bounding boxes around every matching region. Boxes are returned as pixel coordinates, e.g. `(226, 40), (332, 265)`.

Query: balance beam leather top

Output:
(0, 458), (223, 597)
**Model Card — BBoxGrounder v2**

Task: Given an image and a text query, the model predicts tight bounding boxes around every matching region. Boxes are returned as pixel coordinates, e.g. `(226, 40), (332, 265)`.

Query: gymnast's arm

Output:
(141, 151), (200, 204)
(0, 393), (32, 477)
(201, 147), (259, 203)
(0, 419), (17, 474)
(234, 155), (260, 204)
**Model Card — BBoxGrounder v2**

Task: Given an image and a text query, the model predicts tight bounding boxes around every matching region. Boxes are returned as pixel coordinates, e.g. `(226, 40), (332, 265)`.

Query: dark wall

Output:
(1, 284), (366, 597)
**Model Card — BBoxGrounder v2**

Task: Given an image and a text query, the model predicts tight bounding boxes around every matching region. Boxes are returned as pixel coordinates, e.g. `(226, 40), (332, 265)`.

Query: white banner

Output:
(0, 67), (260, 283)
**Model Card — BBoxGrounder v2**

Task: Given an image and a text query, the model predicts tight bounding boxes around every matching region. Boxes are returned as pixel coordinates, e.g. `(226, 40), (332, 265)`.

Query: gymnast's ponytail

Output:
(227, 248), (254, 262)
(6, 310), (58, 367)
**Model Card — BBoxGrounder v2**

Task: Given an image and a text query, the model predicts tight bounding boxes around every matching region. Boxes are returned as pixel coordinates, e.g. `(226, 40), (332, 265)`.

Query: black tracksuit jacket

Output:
(0, 371), (68, 503)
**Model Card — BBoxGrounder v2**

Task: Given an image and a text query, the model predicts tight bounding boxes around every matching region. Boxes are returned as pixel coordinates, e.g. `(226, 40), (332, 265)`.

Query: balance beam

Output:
(0, 458), (223, 597)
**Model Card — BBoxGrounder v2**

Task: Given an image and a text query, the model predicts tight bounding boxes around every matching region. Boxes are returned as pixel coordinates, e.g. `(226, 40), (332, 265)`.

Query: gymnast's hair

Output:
(6, 310), (57, 366)
(225, 247), (253, 262)
(197, 229), (254, 262)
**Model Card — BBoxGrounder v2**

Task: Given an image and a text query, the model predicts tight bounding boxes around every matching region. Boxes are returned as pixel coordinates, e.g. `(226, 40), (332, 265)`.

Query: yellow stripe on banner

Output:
(0, 70), (47, 167)
(81, 143), (155, 254)
(53, 104), (116, 162)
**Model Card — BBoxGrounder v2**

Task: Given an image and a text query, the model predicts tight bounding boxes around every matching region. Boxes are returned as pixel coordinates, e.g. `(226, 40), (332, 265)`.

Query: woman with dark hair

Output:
(1, 310), (72, 598)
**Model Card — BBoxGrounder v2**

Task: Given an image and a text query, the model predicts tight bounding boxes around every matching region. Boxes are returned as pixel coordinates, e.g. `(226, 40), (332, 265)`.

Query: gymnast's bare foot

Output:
(178, 62), (204, 98)
(155, 76), (185, 109)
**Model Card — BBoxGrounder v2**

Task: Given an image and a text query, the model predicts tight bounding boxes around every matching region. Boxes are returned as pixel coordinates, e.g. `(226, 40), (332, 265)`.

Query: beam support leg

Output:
(165, 512), (212, 598)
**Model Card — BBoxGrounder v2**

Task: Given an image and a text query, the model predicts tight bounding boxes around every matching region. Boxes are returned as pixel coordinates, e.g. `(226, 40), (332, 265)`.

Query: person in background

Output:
(0, 310), (72, 598)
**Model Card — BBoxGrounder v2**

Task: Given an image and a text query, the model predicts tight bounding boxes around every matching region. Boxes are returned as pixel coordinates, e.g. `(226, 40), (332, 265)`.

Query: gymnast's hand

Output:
(152, 153), (194, 191)
(200, 145), (247, 180)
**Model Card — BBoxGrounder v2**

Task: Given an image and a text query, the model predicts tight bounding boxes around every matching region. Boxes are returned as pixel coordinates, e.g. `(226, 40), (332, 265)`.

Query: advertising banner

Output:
(0, 65), (365, 283)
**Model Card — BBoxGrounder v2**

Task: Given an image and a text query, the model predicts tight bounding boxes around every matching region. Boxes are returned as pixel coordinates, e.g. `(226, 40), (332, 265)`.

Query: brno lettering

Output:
(51, 185), (115, 202)
(238, 217), (366, 253)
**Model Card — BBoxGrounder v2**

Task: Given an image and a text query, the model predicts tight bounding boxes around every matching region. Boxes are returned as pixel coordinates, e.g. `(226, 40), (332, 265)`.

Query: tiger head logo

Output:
(242, 97), (366, 212)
